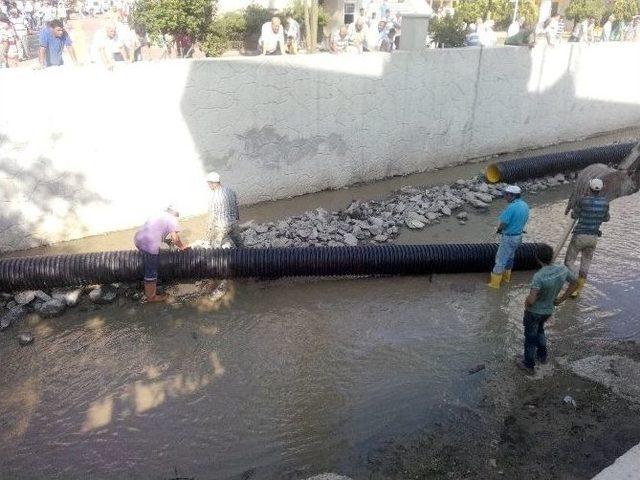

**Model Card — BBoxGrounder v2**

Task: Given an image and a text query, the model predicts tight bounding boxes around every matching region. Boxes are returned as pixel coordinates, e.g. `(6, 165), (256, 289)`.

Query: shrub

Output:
(131, 0), (215, 44)
(455, 0), (537, 29)
(608, 0), (639, 22)
(202, 11), (246, 57)
(430, 14), (466, 47)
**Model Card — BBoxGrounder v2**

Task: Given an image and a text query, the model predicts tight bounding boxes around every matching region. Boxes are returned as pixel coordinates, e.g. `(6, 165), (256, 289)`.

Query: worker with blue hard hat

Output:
(488, 184), (530, 288)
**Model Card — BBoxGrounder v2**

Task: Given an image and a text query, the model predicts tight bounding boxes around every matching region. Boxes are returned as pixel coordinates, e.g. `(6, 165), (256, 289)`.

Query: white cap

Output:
(589, 178), (603, 192)
(206, 172), (220, 183)
(504, 185), (522, 195)
(166, 205), (179, 217)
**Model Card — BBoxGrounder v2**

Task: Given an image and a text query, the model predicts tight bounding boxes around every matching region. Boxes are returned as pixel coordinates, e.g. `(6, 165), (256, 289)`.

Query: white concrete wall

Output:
(1, 43), (640, 251)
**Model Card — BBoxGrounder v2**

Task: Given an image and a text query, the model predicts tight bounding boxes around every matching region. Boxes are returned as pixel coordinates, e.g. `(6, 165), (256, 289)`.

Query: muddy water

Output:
(1, 132), (640, 479)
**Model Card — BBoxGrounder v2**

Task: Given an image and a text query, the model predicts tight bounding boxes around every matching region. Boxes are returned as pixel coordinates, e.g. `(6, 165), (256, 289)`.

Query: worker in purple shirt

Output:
(38, 19), (78, 68)
(134, 206), (189, 303)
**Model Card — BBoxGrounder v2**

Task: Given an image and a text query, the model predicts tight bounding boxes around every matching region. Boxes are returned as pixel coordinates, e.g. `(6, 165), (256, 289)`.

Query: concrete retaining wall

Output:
(1, 43), (640, 251)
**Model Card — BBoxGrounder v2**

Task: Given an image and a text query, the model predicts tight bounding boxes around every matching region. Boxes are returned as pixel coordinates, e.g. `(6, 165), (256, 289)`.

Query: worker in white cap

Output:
(563, 177), (609, 298)
(488, 185), (530, 288)
(206, 172), (242, 248)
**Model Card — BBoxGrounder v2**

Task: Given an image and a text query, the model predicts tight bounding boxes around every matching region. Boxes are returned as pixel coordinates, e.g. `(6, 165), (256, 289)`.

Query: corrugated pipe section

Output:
(485, 143), (634, 184)
(0, 243), (552, 291)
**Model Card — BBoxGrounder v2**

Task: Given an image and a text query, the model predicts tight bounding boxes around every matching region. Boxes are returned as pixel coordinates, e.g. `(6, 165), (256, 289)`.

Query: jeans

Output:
(140, 251), (159, 282)
(492, 234), (522, 274)
(523, 310), (551, 368)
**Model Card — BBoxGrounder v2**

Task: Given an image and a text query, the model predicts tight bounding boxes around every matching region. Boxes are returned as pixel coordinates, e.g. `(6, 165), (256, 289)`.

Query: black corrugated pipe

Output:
(485, 143), (634, 184)
(0, 243), (552, 291)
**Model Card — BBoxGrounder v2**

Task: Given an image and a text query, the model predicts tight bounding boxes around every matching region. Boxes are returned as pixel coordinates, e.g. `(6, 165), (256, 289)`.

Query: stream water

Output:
(1, 134), (639, 480)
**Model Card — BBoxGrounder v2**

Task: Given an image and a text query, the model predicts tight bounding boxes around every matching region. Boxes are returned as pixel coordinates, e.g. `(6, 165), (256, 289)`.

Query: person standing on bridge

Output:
(134, 206), (189, 303)
(488, 185), (530, 289)
(563, 178), (609, 298)
(206, 172), (243, 248)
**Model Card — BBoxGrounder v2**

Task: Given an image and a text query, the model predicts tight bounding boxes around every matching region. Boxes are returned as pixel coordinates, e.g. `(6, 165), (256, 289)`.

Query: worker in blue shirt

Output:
(563, 178), (610, 298)
(38, 19), (78, 68)
(488, 185), (530, 288)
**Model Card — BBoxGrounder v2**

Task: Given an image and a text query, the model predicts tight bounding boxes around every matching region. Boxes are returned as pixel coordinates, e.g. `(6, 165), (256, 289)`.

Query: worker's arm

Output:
(170, 232), (190, 251)
(120, 45), (129, 62)
(67, 45), (78, 64)
(554, 281), (579, 305)
(525, 288), (539, 308)
(603, 203), (610, 222)
(38, 45), (46, 67)
(496, 222), (507, 234)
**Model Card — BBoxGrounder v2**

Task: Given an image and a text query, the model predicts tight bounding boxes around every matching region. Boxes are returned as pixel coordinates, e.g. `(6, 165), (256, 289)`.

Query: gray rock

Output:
(343, 233), (358, 246)
(255, 224), (269, 234)
(14, 291), (36, 305)
(468, 198), (490, 209)
(455, 179), (466, 186)
(405, 219), (425, 229)
(459, 221), (467, 225)
(456, 212), (468, 220)
(563, 395), (577, 407)
(0, 306), (25, 331)
(52, 288), (83, 307)
(476, 182), (490, 193)
(400, 186), (421, 194)
(33, 290), (52, 302)
(239, 220), (256, 230)
(441, 206), (452, 216)
(89, 285), (118, 305)
(18, 332), (34, 346)
(373, 234), (389, 242)
(297, 229), (311, 239)
(474, 192), (494, 203)
(426, 212), (439, 221)
(554, 173), (565, 182)
(37, 299), (66, 318)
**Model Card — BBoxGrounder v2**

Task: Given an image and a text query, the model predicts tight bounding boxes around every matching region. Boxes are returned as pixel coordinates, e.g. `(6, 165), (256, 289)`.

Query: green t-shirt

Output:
(527, 264), (578, 316)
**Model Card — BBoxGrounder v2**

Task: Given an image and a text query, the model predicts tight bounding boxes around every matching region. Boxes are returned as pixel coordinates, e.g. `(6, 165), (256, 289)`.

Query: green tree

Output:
(456, 0), (538, 29)
(131, 0), (215, 55)
(609, 0), (639, 21)
(203, 11), (246, 57)
(565, 0), (605, 21)
(430, 14), (466, 47)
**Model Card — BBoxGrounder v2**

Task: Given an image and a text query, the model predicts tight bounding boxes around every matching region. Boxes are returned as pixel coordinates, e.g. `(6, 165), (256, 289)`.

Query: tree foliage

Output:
(430, 14), (466, 47)
(455, 0), (537, 29)
(565, 0), (605, 21)
(131, 0), (215, 43)
(608, 0), (639, 21)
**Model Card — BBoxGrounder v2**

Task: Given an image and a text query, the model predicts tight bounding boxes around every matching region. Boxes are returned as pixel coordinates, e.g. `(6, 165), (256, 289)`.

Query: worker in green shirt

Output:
(516, 255), (579, 374)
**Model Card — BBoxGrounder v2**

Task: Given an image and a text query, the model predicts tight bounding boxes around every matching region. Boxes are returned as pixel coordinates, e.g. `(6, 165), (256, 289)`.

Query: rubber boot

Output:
(570, 276), (587, 298)
(487, 273), (502, 289)
(144, 281), (168, 303)
(502, 269), (512, 283)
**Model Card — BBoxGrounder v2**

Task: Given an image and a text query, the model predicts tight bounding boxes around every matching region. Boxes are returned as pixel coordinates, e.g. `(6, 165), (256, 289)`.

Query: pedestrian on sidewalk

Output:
(563, 178), (609, 298)
(134, 206), (189, 303)
(488, 185), (530, 289)
(516, 256), (579, 374)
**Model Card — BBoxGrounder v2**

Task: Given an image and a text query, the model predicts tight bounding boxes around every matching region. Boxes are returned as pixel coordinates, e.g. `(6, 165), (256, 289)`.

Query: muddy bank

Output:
(366, 339), (640, 480)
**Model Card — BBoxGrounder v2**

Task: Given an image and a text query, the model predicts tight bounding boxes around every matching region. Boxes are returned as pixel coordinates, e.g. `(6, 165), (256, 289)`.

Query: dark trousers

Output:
(523, 310), (551, 369)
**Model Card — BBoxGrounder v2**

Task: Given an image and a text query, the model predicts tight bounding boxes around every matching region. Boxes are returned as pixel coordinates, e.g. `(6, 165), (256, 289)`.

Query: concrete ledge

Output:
(592, 443), (640, 479)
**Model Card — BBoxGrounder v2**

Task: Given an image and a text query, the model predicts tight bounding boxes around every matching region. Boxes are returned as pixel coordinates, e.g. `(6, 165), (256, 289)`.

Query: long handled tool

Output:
(552, 219), (577, 262)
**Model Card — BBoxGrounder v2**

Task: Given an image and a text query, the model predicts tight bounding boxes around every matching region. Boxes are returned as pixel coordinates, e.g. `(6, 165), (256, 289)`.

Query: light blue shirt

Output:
(499, 198), (529, 235)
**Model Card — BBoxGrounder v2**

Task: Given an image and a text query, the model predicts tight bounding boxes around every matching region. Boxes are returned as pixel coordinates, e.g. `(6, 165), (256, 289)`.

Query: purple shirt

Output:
(134, 212), (180, 254)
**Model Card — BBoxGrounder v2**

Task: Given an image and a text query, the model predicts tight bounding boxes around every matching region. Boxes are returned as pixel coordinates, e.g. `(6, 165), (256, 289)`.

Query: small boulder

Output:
(33, 290), (52, 302)
(440, 206), (452, 216)
(18, 332), (34, 346)
(343, 233), (358, 246)
(0, 306), (25, 331)
(373, 234), (389, 242)
(89, 285), (118, 305)
(52, 288), (83, 307)
(36, 299), (66, 318)
(405, 219), (425, 229)
(456, 212), (468, 220)
(14, 291), (36, 305)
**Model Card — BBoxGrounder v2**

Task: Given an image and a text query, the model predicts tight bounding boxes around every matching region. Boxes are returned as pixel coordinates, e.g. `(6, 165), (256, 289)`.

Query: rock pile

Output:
(238, 172), (576, 249)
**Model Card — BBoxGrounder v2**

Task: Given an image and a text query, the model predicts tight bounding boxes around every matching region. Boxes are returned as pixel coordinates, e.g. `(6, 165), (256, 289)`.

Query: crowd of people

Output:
(1, 0), (140, 67)
(259, 7), (403, 56)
